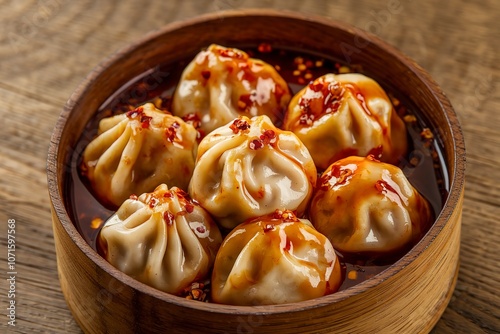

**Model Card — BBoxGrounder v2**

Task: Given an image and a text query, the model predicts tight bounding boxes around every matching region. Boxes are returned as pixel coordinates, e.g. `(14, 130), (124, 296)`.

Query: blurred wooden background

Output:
(0, 0), (498, 333)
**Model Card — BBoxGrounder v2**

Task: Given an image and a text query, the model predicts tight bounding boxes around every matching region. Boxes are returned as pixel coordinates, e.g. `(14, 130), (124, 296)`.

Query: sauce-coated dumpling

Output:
(310, 156), (432, 256)
(211, 210), (342, 305)
(81, 103), (198, 207)
(283, 73), (407, 170)
(97, 184), (222, 295)
(172, 44), (291, 135)
(189, 115), (317, 230)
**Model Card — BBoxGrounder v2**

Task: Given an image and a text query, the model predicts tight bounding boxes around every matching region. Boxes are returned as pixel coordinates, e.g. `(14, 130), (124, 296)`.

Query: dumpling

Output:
(309, 155), (432, 256)
(172, 44), (291, 135)
(81, 103), (198, 207)
(211, 209), (342, 305)
(188, 115), (317, 230)
(283, 73), (407, 170)
(97, 184), (222, 295)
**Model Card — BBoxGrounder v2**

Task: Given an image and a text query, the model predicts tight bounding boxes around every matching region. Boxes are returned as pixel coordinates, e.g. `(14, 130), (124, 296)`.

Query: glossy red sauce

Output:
(64, 45), (449, 292)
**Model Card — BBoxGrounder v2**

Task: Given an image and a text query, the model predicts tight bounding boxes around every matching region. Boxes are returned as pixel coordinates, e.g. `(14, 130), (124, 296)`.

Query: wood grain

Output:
(0, 0), (499, 333)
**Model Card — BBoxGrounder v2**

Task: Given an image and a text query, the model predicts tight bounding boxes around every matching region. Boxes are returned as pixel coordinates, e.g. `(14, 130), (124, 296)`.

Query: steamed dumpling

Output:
(211, 210), (342, 305)
(310, 156), (432, 256)
(188, 115), (317, 229)
(172, 44), (291, 135)
(97, 184), (222, 295)
(283, 73), (407, 170)
(81, 103), (198, 207)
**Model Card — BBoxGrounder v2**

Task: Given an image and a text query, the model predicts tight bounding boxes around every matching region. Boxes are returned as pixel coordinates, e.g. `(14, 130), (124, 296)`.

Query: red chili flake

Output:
(140, 115), (152, 128)
(90, 217), (103, 230)
(163, 211), (175, 225)
(196, 226), (206, 234)
(183, 113), (203, 141)
(201, 70), (211, 80)
(328, 81), (342, 94)
(129, 194), (138, 200)
(299, 113), (315, 126)
(298, 79), (345, 126)
(182, 281), (209, 301)
(258, 43), (272, 53)
(263, 224), (274, 232)
(294, 57), (304, 65)
(238, 94), (253, 111)
(182, 113), (201, 128)
(375, 180), (398, 194)
(404, 114), (417, 123)
(218, 48), (246, 59)
(375, 181), (384, 193)
(175, 188), (191, 201)
(420, 128), (434, 140)
(80, 161), (88, 175)
(149, 197), (158, 208)
(259, 129), (277, 145)
(319, 176), (332, 190)
(271, 209), (298, 222)
(249, 138), (264, 150)
(367, 146), (383, 160)
(323, 81), (345, 114)
(336, 169), (353, 186)
(218, 49), (234, 57)
(229, 118), (251, 134)
(272, 210), (284, 219)
(165, 122), (180, 142)
(185, 202), (194, 213)
(281, 211), (292, 221)
(126, 106), (144, 119)
(321, 165), (353, 188)
(298, 97), (311, 113)
(410, 156), (420, 166)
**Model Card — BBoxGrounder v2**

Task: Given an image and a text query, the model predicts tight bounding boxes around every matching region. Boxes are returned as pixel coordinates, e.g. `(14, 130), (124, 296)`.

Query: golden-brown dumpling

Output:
(188, 115), (317, 230)
(211, 210), (342, 305)
(172, 44), (291, 135)
(283, 73), (407, 170)
(81, 103), (197, 207)
(97, 184), (222, 295)
(310, 156), (432, 256)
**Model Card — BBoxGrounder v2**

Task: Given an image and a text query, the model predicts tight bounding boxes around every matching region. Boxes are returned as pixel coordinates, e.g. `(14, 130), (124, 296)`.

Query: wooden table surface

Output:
(0, 0), (498, 333)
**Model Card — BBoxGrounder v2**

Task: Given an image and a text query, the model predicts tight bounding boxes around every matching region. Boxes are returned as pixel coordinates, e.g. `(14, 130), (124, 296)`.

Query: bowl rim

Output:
(47, 8), (466, 315)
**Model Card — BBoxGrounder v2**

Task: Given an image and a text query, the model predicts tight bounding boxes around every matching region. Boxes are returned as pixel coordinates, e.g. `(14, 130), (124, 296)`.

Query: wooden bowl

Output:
(47, 9), (466, 334)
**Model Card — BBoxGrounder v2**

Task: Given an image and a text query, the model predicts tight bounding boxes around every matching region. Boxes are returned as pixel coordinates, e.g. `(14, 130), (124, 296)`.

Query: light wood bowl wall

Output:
(47, 10), (466, 334)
